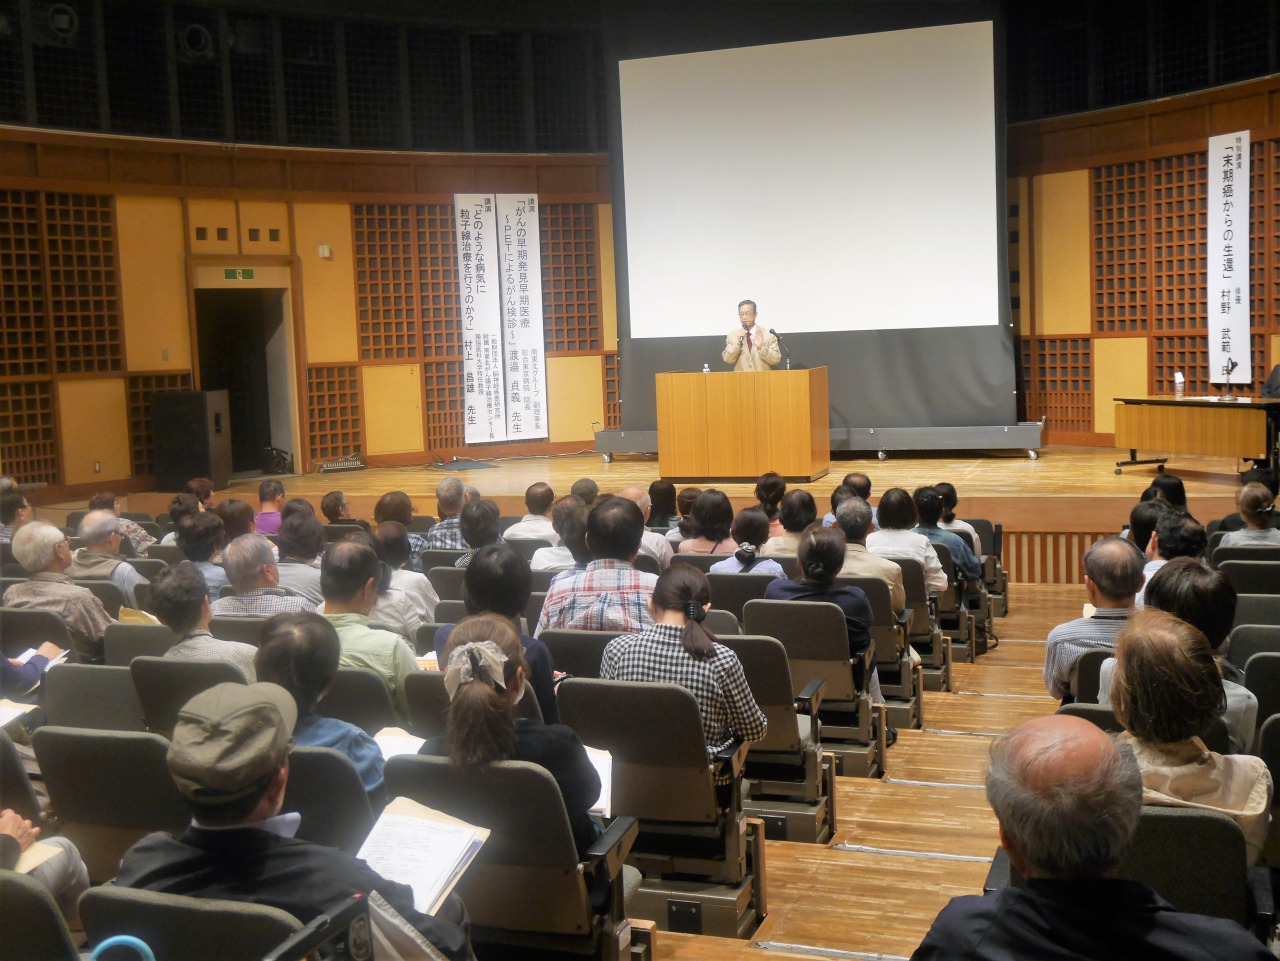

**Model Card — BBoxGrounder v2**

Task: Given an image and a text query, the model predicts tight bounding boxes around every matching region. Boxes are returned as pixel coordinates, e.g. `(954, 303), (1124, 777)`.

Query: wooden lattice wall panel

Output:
(603, 352), (620, 429)
(353, 204), (418, 361)
(0, 191), (49, 379)
(417, 203), (462, 358)
(127, 372), (193, 477)
(43, 193), (122, 374)
(307, 366), (362, 462)
(1150, 152), (1206, 333)
(1004, 531), (1109, 585)
(1034, 338), (1093, 432)
(1093, 162), (1148, 333)
(0, 381), (58, 486)
(1016, 337), (1034, 422)
(541, 203), (600, 353)
(1268, 139), (1280, 328)
(1152, 333), (1269, 395)
(424, 360), (465, 452)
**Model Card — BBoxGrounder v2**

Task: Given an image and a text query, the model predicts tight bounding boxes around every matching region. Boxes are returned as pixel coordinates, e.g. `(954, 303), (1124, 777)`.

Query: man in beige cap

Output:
(115, 683), (473, 961)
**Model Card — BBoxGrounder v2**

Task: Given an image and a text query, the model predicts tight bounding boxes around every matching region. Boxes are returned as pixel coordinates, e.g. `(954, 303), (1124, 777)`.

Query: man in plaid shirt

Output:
(210, 534), (316, 618)
(535, 497), (657, 636)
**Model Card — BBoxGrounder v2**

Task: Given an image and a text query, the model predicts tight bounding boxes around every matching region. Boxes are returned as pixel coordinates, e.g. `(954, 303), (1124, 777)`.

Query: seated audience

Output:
(866, 488), (946, 592)
(618, 486), (675, 571)
(432, 545), (558, 724)
(4, 521), (113, 662)
(754, 471), (787, 538)
(502, 482), (557, 542)
(320, 490), (370, 532)
(0, 808), (89, 923)
(455, 498), (504, 567)
(1218, 468), (1280, 533)
(254, 479), (286, 535)
(374, 489), (431, 570)
(709, 508), (786, 576)
(912, 486), (981, 583)
(2, 640), (64, 698)
(0, 488), (34, 544)
(601, 565), (766, 755)
(176, 512), (230, 595)
(834, 497), (906, 611)
(211, 534), (315, 618)
(1220, 481), (1280, 547)
(1111, 609), (1272, 866)
(184, 476), (215, 511)
(530, 495), (587, 572)
(1043, 536), (1143, 701)
(255, 612), (385, 806)
(1127, 496), (1171, 566)
(68, 509), (148, 607)
(535, 497), (657, 636)
(321, 539), (419, 718)
(113, 682), (472, 959)
(1135, 511), (1206, 608)
(215, 498), (256, 546)
(281, 498), (316, 527)
(341, 530), (427, 644)
(155, 562), (257, 681)
(825, 472), (876, 527)
(159, 493), (201, 546)
(678, 489), (738, 555)
(274, 514), (325, 605)
(570, 477), (599, 507)
(1150, 472), (1196, 521)
(88, 491), (156, 554)
(933, 482), (981, 552)
(373, 521), (440, 622)
(764, 526), (883, 709)
(761, 490), (819, 557)
(665, 485), (703, 546)
(648, 479), (679, 529)
(423, 615), (596, 855)
(910, 713), (1271, 961)
(823, 484), (857, 528)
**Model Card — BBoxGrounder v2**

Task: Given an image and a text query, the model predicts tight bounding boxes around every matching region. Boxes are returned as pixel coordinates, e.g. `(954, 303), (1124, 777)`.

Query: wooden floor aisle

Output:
(661, 583), (1075, 960)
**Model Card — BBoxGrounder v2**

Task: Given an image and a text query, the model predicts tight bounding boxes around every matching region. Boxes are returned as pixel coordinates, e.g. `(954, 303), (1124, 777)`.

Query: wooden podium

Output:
(656, 368), (830, 480)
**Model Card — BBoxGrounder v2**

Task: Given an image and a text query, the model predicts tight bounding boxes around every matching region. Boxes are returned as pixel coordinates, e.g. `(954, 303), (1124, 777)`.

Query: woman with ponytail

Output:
(1221, 482), (1280, 547)
(709, 508), (785, 577)
(600, 566), (765, 755)
(753, 472), (787, 538)
(933, 481), (981, 553)
(420, 613), (601, 856)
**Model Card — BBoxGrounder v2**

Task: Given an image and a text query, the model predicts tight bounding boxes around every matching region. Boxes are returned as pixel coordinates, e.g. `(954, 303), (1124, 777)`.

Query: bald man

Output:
(911, 715), (1271, 960)
(618, 486), (674, 572)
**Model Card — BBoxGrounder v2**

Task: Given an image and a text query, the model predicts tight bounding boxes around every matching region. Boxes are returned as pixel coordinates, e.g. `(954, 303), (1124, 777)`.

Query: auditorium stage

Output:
(105, 444), (1247, 586)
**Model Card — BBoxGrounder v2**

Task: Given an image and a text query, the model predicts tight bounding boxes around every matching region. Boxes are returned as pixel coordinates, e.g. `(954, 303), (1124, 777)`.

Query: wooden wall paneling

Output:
(1093, 162), (1148, 336)
(0, 189), (48, 379)
(1004, 531), (1109, 586)
(352, 203), (419, 361)
(306, 365), (363, 464)
(541, 202), (599, 354)
(417, 202), (461, 360)
(423, 359), (465, 455)
(0, 380), (59, 487)
(603, 351), (620, 429)
(1035, 338), (1092, 433)
(42, 192), (123, 374)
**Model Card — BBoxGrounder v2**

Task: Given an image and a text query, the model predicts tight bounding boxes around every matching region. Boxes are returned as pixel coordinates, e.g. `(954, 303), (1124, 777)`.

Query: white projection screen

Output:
(619, 21), (999, 339)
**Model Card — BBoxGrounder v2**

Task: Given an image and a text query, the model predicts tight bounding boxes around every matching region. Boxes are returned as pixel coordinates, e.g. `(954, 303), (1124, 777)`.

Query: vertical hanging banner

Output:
(456, 195), (505, 443)
(496, 194), (548, 440)
(1207, 131), (1251, 386)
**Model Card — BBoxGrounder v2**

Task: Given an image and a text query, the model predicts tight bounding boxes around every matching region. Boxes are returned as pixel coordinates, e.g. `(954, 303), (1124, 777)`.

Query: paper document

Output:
(15, 840), (60, 875)
(16, 648), (68, 671)
(357, 796), (488, 915)
(374, 726), (428, 759)
(0, 699), (35, 729)
(586, 746), (612, 817)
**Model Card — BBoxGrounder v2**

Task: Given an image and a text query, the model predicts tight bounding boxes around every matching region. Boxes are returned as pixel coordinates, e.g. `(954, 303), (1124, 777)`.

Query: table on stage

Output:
(656, 368), (830, 481)
(1113, 395), (1280, 473)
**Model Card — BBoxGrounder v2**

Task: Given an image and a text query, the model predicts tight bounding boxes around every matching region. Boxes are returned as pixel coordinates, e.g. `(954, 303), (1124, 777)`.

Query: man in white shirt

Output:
(502, 482), (557, 542)
(530, 495), (587, 573)
(618, 486), (674, 571)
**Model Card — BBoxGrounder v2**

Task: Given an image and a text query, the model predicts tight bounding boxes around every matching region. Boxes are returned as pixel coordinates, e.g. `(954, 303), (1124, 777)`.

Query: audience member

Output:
(865, 488), (946, 592)
(255, 612), (385, 806)
(1135, 511), (1206, 608)
(215, 498), (256, 545)
(1220, 481), (1280, 547)
(761, 490), (818, 557)
(160, 493), (201, 546)
(835, 472), (876, 527)
(274, 515), (325, 605)
(88, 491), (156, 554)
(455, 498), (504, 567)
(211, 534), (315, 618)
(0, 489), (34, 544)
(1218, 469), (1280, 533)
(184, 477), (215, 510)
(254, 479), (286, 535)
(335, 530), (426, 644)
(666, 485), (703, 545)
(113, 683), (472, 959)
(618, 485), (675, 571)
(502, 483), (557, 541)
(933, 482), (982, 553)
(3, 521), (113, 662)
(910, 713), (1271, 961)
(420, 479), (465, 554)
(570, 477), (599, 507)
(432, 545), (558, 724)
(154, 562), (257, 681)
(709, 508), (785, 576)
(0, 476), (14, 492)
(320, 539), (419, 718)
(2, 640), (64, 698)
(912, 486), (981, 583)
(280, 498), (315, 526)
(176, 512), (230, 595)
(422, 615), (597, 855)
(678, 490), (737, 554)
(530, 496), (587, 573)
(648, 479), (679, 529)
(320, 490), (370, 531)
(1111, 609), (1272, 865)
(1126, 497), (1171, 559)
(373, 521), (440, 623)
(834, 497), (906, 611)
(535, 497), (657, 636)
(68, 509), (148, 607)
(1150, 472), (1195, 520)
(0, 808), (89, 923)
(602, 565), (766, 756)
(754, 471), (787, 538)
(822, 484), (857, 528)
(1043, 536), (1143, 701)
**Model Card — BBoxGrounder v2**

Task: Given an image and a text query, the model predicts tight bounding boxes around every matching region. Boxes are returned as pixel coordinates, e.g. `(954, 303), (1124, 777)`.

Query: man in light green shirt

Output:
(319, 539), (418, 720)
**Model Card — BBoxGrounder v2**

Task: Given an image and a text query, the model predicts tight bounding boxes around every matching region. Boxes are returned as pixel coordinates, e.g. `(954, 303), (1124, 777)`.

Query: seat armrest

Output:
(585, 815), (638, 878)
(712, 737), (749, 778)
(896, 610), (913, 634)
(795, 677), (824, 716)
(983, 848), (1010, 893)
(1248, 864), (1274, 942)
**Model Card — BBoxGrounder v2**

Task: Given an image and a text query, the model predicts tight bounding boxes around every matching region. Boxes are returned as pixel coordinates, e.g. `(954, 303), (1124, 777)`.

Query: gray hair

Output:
(1083, 536), (1145, 601)
(985, 727), (1142, 879)
(78, 509), (120, 547)
(835, 496), (873, 542)
(12, 521), (65, 573)
(0, 476), (15, 493)
(222, 533), (275, 589)
(619, 486), (652, 516)
(436, 476), (465, 514)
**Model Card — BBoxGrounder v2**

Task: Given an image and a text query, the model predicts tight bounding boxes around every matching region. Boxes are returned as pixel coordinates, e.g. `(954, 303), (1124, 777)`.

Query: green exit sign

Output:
(224, 268), (255, 280)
